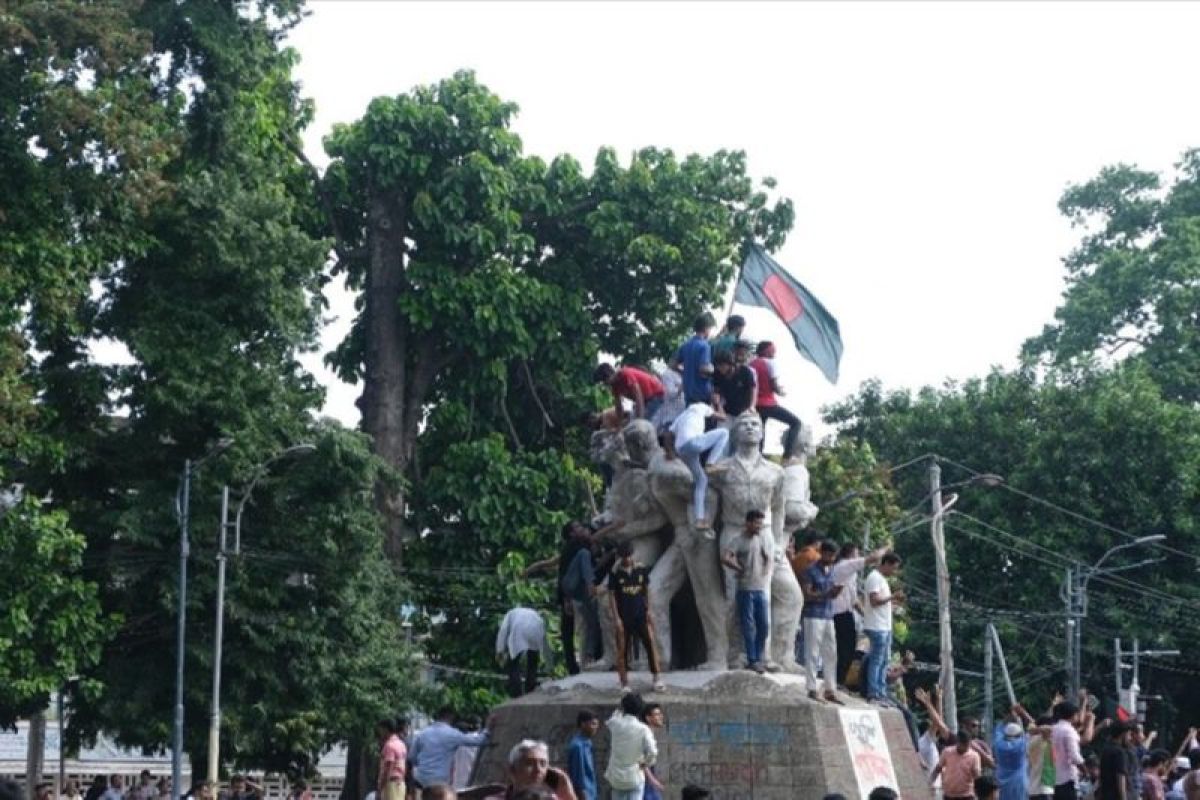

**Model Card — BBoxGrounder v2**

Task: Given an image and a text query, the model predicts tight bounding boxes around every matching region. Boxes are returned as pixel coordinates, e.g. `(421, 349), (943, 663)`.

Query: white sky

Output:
(287, 1), (1200, 438)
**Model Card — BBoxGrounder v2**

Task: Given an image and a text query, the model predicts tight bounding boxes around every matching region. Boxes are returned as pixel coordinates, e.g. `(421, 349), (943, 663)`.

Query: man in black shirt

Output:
(1099, 722), (1134, 800)
(607, 541), (663, 693)
(712, 348), (757, 416)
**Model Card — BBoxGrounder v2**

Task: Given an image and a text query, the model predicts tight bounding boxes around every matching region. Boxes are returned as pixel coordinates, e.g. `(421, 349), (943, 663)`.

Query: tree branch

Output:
(289, 141), (365, 266)
(498, 385), (523, 450)
(520, 359), (555, 430)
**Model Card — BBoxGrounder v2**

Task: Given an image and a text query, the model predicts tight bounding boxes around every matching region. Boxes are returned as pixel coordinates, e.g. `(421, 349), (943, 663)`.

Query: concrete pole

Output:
(930, 460), (957, 732)
(1114, 638), (1123, 712)
(173, 460), (191, 800)
(984, 625), (994, 740)
(1131, 638), (1141, 722)
(207, 486), (231, 782)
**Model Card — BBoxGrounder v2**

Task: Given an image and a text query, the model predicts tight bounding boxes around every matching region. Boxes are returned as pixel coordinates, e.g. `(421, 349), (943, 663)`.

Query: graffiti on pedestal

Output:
(838, 709), (899, 800)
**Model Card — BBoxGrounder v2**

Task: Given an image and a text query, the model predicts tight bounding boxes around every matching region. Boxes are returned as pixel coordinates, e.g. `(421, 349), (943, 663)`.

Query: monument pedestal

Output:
(472, 671), (933, 800)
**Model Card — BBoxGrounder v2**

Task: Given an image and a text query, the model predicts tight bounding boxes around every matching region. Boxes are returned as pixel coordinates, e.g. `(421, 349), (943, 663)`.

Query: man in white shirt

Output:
(664, 402), (728, 530)
(829, 545), (887, 689)
(862, 552), (904, 702)
(496, 606), (552, 697)
(1051, 701), (1085, 800)
(605, 694), (658, 800)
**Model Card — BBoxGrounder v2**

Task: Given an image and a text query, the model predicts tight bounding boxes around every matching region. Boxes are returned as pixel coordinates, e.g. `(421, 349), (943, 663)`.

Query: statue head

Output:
(731, 411), (764, 449)
(622, 419), (660, 466)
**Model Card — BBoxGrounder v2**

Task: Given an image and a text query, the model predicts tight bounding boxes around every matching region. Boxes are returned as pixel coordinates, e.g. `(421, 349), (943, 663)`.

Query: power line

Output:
(934, 454), (1198, 564)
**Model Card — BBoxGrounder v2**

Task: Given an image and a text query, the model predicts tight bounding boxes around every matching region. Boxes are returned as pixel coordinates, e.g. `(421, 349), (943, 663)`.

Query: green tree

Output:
(0, 497), (110, 727)
(826, 367), (1200, 723)
(1024, 149), (1200, 403)
(318, 70), (794, 558)
(3, 0), (417, 781)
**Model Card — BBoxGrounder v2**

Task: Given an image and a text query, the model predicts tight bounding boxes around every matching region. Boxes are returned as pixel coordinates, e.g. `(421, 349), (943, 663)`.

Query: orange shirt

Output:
(790, 545), (819, 580)
(939, 746), (981, 797)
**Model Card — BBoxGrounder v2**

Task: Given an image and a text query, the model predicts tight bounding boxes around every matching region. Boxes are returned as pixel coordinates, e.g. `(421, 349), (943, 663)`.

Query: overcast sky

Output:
(286, 1), (1200, 439)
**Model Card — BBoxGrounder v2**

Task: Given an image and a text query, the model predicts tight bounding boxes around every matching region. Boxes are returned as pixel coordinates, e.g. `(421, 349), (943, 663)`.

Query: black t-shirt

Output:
(714, 365), (757, 415)
(608, 564), (650, 622)
(1098, 744), (1129, 800)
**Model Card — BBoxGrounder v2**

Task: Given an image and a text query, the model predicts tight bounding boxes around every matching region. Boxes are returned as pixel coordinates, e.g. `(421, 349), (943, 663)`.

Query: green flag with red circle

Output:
(733, 244), (843, 384)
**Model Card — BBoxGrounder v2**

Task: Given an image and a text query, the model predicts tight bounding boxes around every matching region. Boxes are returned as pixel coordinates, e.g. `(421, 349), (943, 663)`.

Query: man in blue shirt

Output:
(801, 540), (845, 704)
(674, 313), (716, 405)
(565, 709), (600, 800)
(410, 708), (490, 788)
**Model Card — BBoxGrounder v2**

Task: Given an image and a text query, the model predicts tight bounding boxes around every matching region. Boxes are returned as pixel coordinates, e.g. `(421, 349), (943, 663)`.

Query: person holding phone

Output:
(801, 540), (846, 703)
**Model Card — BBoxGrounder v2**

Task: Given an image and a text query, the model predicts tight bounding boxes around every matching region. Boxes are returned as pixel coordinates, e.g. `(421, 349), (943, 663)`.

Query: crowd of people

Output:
(365, 695), (707, 800)
(906, 686), (1200, 800)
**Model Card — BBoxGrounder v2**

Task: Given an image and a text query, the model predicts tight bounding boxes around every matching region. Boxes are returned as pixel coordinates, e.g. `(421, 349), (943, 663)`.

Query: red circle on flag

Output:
(764, 274), (804, 323)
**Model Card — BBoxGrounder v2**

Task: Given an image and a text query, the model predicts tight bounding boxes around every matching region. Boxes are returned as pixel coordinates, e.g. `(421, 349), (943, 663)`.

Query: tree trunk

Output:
(338, 739), (371, 800)
(25, 710), (45, 799)
(361, 189), (410, 560)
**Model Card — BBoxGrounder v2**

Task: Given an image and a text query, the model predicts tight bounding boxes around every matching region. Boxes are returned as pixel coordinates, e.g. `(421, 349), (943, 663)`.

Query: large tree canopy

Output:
(826, 366), (1200, 726)
(1024, 149), (1200, 403)
(3, 0), (416, 779)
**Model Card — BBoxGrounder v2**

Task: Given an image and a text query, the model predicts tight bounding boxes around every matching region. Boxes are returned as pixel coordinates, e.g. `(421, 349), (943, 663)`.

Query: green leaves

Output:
(1025, 148), (1200, 403)
(0, 496), (112, 727)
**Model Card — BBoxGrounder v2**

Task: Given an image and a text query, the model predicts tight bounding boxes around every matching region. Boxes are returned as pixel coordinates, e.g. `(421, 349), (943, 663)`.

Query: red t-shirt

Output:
(612, 367), (664, 401)
(749, 357), (776, 407)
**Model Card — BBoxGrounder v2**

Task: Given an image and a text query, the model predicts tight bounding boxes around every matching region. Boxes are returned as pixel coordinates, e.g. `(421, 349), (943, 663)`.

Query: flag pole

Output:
(723, 239), (753, 321)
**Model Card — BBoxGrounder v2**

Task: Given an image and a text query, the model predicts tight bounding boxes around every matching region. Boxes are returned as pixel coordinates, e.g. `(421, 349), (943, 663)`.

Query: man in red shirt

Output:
(377, 718), (408, 800)
(593, 363), (665, 421)
(749, 341), (802, 460)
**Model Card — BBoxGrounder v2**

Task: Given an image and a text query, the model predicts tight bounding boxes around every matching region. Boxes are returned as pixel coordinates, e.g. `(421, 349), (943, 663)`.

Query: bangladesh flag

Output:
(733, 243), (843, 384)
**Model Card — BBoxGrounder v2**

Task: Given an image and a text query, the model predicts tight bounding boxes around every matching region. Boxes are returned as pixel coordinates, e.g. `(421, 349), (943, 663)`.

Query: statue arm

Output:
(770, 479), (785, 542)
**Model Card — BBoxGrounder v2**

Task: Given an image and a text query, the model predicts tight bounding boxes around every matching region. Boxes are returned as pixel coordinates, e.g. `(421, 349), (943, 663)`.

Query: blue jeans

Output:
(678, 427), (729, 522)
(736, 589), (769, 665)
(643, 395), (664, 420)
(865, 628), (891, 699)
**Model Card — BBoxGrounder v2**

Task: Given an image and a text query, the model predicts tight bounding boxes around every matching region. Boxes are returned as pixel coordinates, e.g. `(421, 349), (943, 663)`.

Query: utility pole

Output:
(1114, 638), (1178, 721)
(984, 625), (994, 741)
(1064, 567), (1084, 697)
(930, 459), (957, 732)
(206, 486), (231, 782)
(173, 458), (192, 800)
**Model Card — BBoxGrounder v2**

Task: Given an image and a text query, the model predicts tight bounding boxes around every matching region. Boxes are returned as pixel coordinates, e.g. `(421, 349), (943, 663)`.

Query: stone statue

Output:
(783, 425), (820, 532)
(590, 419), (670, 669)
(646, 449), (728, 670)
(707, 412), (789, 669)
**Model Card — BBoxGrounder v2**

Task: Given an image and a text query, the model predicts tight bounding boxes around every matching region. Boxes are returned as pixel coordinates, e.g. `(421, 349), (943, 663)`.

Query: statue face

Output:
(732, 412), (763, 447)
(623, 419), (659, 463)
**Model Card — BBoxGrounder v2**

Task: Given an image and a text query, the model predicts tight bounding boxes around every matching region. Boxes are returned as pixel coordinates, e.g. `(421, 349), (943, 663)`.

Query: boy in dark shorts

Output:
(607, 541), (664, 693)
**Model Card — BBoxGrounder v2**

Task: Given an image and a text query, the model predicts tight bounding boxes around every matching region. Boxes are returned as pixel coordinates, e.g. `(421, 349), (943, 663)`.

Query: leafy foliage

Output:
(1024, 150), (1200, 403)
(826, 367), (1200, 723)
(0, 497), (111, 727)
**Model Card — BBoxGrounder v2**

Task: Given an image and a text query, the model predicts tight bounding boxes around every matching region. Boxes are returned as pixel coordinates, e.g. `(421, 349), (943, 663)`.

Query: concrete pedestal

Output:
(472, 671), (933, 800)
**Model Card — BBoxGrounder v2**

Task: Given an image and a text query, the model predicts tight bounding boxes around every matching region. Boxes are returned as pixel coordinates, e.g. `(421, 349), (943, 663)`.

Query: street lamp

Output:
(928, 464), (1005, 734)
(173, 438), (234, 800)
(1065, 534), (1166, 696)
(206, 444), (316, 781)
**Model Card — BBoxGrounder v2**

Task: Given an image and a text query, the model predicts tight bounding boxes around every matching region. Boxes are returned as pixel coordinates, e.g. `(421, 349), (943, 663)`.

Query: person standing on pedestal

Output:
(801, 540), (845, 703)
(863, 552), (904, 702)
(608, 542), (664, 693)
(495, 606), (551, 697)
(720, 510), (774, 674)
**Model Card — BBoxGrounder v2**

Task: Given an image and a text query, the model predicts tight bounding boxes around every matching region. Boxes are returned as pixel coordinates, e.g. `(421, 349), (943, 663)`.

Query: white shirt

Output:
(605, 711), (657, 791)
(1051, 719), (1083, 786)
(862, 569), (892, 631)
(831, 557), (865, 615)
(653, 369), (685, 431)
(669, 403), (713, 448)
(918, 731), (942, 785)
(495, 607), (550, 661)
